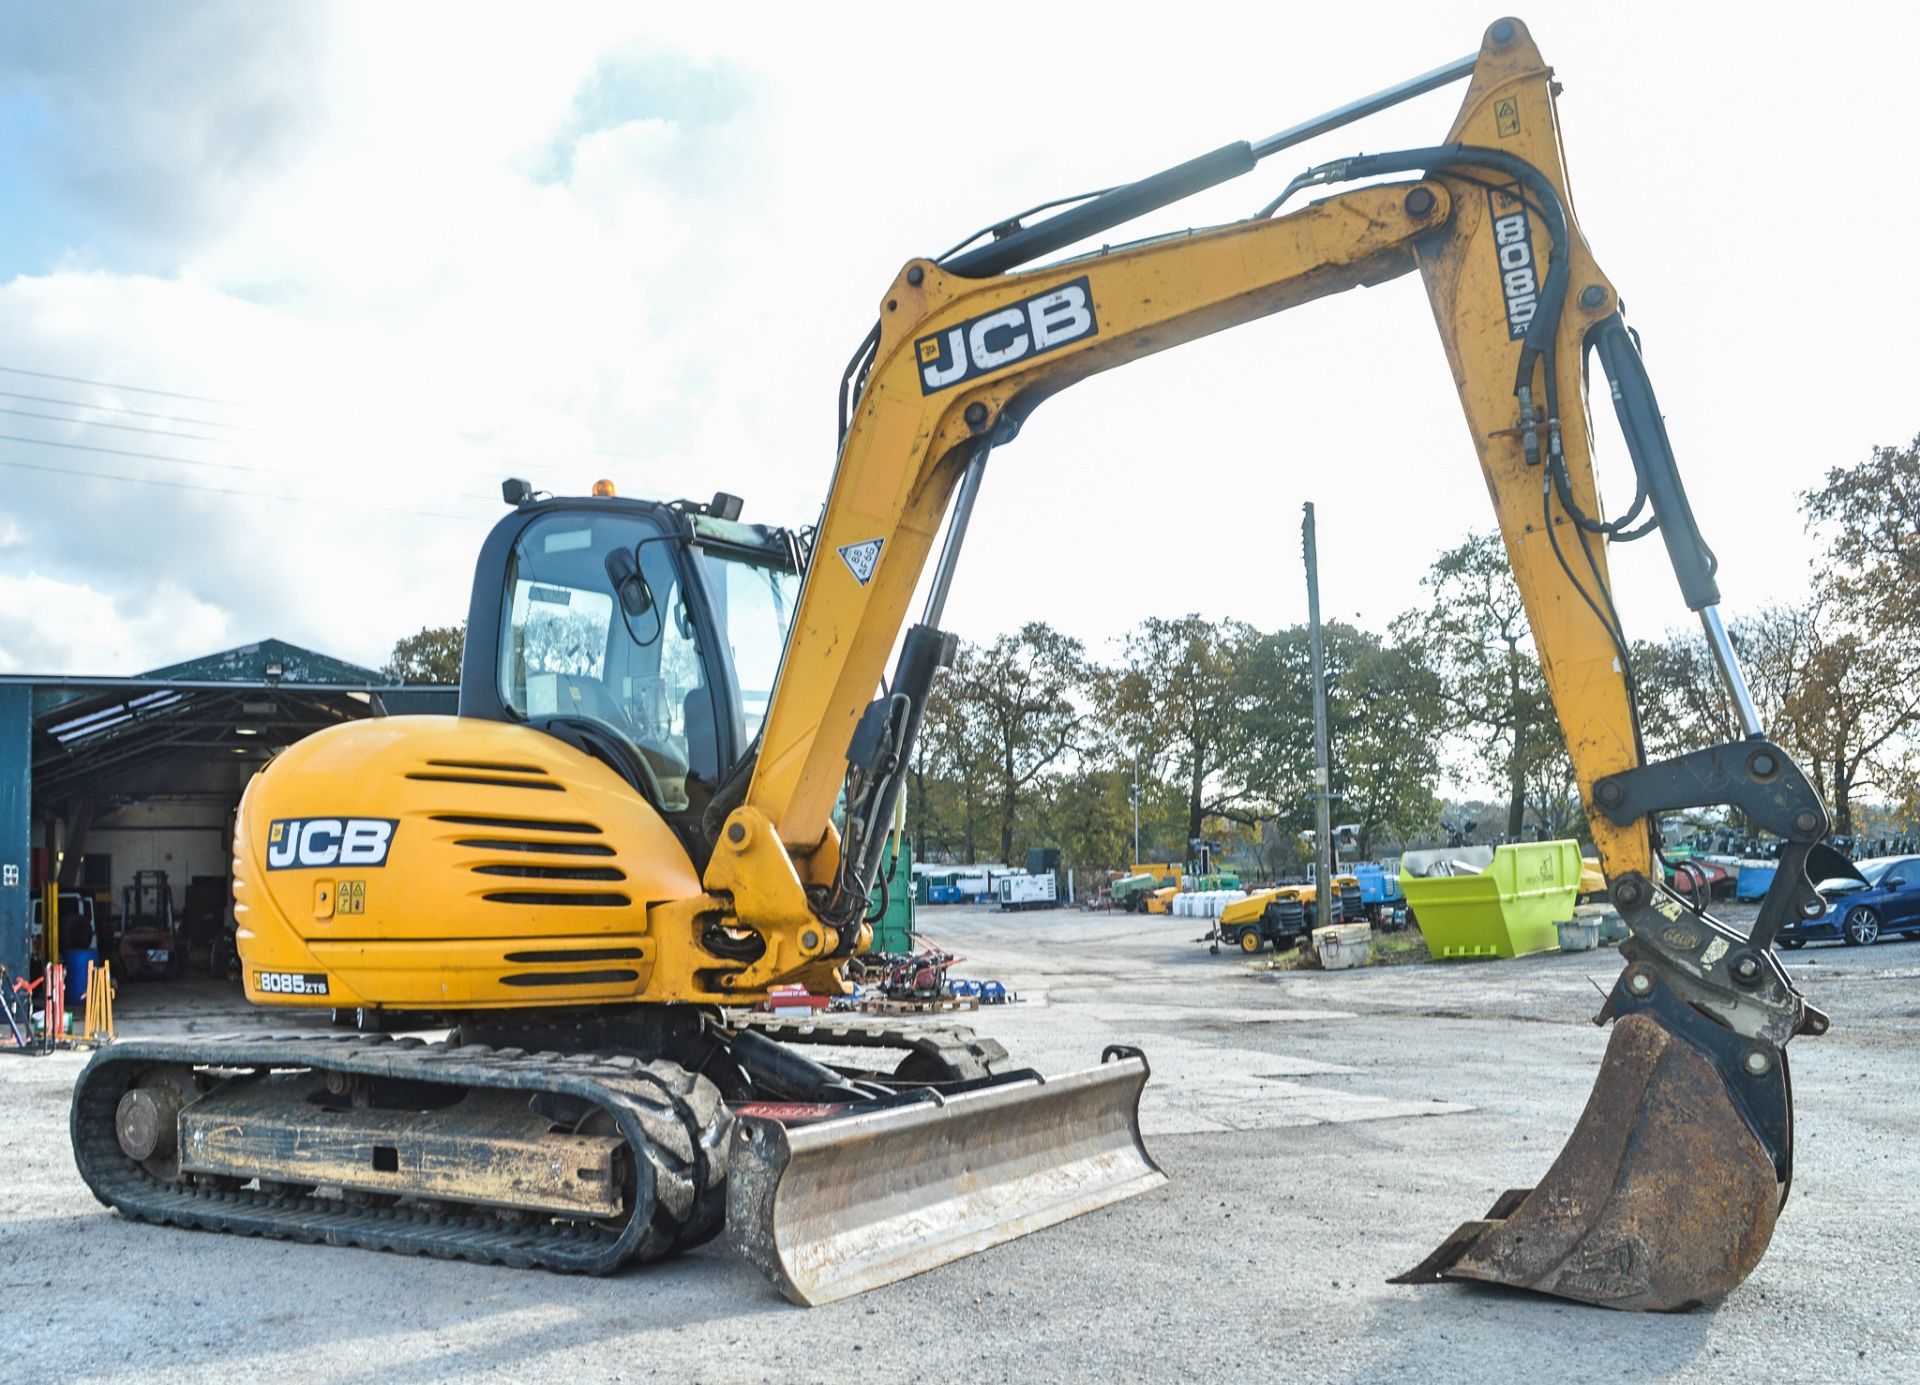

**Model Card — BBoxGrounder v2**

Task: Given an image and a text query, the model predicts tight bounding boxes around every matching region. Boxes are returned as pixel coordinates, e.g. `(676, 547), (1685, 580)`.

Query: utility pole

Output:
(1302, 503), (1334, 933)
(1132, 748), (1141, 864)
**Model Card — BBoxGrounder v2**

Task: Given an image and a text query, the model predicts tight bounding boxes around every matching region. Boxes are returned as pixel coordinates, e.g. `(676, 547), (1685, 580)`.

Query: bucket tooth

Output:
(1394, 1009), (1785, 1311)
(728, 1054), (1165, 1306)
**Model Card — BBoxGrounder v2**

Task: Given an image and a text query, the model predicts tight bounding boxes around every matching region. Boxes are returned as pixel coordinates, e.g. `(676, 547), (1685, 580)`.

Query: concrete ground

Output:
(2, 905), (1916, 1383)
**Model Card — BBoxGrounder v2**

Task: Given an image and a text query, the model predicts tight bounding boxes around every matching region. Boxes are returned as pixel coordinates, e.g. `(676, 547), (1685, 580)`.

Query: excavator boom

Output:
(718, 16), (1833, 1309)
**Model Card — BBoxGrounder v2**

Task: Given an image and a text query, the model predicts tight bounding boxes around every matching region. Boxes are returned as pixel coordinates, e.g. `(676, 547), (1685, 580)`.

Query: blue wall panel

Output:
(0, 685), (27, 983)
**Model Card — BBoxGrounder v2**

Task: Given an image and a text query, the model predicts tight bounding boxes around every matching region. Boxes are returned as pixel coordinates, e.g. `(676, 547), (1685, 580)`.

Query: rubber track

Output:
(728, 1011), (1008, 1081)
(70, 1033), (721, 1274)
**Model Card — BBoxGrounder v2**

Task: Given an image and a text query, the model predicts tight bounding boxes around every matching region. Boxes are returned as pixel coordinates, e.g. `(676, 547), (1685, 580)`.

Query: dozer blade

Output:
(727, 1051), (1166, 1305)
(1394, 966), (1792, 1311)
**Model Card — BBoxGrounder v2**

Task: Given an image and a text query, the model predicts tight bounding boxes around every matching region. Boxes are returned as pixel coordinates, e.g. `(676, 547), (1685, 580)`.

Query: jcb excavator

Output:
(74, 17), (1849, 1312)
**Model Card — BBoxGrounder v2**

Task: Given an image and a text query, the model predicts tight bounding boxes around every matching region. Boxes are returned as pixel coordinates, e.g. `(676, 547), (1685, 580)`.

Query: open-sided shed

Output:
(0, 638), (454, 984)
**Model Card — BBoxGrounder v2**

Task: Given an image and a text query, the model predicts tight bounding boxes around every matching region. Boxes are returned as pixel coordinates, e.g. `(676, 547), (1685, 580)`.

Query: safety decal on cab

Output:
(1486, 186), (1538, 340)
(838, 538), (884, 585)
(256, 971), (330, 996)
(914, 276), (1098, 394)
(266, 818), (399, 870)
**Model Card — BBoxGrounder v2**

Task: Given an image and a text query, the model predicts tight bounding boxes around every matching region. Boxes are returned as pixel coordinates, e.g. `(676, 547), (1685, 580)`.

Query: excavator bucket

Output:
(1393, 970), (1792, 1311)
(726, 1051), (1165, 1305)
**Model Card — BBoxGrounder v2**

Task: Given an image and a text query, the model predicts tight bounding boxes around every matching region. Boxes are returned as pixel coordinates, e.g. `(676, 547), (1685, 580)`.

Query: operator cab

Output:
(461, 482), (801, 851)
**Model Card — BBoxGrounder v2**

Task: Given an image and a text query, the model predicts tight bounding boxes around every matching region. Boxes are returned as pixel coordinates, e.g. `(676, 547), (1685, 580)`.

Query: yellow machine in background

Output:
(74, 18), (1850, 1313)
(1214, 873), (1361, 954)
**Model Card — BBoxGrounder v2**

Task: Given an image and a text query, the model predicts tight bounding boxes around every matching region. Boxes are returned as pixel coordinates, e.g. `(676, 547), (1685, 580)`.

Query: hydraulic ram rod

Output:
(943, 51), (1476, 278)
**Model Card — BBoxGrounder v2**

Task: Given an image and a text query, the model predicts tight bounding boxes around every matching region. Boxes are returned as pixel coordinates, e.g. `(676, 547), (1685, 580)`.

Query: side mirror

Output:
(1885, 877), (1906, 890)
(604, 547), (654, 617)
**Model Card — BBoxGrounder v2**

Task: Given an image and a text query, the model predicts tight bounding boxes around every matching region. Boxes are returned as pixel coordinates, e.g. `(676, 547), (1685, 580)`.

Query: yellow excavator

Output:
(74, 17), (1853, 1313)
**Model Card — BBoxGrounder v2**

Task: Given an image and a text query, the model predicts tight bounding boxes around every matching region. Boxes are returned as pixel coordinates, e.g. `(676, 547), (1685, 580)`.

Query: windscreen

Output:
(500, 512), (711, 812)
(699, 547), (799, 746)
(1857, 857), (1916, 886)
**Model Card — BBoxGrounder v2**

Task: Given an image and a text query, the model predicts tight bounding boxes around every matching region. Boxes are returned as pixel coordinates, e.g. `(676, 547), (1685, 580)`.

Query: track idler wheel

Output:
(1394, 966), (1789, 1311)
(114, 1066), (202, 1183)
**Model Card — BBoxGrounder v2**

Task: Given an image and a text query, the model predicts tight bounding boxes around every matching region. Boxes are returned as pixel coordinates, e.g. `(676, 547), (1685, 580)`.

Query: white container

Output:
(1314, 922), (1372, 970)
(995, 872), (1059, 910)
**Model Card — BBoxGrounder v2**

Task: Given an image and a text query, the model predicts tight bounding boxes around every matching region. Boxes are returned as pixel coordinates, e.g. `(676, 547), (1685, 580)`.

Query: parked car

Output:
(1777, 855), (1920, 947)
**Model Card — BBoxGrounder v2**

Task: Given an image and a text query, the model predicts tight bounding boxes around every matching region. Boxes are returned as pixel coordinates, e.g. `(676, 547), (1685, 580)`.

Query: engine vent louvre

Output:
(453, 837), (615, 857)
(502, 947), (645, 964)
(482, 891), (630, 908)
(471, 864), (626, 882)
(424, 759), (550, 775)
(429, 814), (601, 834)
(407, 772), (564, 792)
(501, 969), (639, 987)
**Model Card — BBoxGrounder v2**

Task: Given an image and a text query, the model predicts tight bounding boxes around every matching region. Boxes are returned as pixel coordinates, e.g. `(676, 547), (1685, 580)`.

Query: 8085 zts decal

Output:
(256, 971), (330, 996)
(916, 276), (1098, 394)
(266, 818), (398, 869)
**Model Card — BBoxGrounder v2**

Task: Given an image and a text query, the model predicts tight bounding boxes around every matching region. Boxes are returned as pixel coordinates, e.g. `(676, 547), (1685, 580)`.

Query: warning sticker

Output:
(838, 538), (884, 585)
(1495, 97), (1521, 138)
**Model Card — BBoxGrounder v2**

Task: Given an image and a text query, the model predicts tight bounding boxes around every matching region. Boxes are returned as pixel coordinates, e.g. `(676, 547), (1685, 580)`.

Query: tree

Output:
(1768, 602), (1920, 835)
(1394, 532), (1550, 840)
(940, 623), (1090, 862)
(1629, 629), (1743, 760)
(1110, 616), (1261, 845)
(915, 667), (993, 863)
(1794, 436), (1920, 828)
(1336, 639), (1446, 855)
(1519, 709), (1582, 840)
(1230, 624), (1443, 858)
(1803, 434), (1920, 624)
(1025, 763), (1135, 879)
(385, 623), (465, 683)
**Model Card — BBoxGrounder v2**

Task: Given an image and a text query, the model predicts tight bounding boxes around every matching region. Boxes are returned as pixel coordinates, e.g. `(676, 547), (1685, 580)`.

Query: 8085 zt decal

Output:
(266, 818), (398, 870)
(916, 276), (1098, 394)
(1487, 186), (1538, 339)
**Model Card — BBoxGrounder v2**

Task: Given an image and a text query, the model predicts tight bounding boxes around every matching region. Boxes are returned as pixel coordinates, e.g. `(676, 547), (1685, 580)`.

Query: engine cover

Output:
(233, 715), (702, 1012)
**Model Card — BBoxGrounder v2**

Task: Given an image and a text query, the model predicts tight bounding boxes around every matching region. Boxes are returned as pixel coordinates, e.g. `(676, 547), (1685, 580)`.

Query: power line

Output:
(0, 405), (238, 446)
(0, 362), (245, 406)
(0, 387), (244, 429)
(0, 430), (499, 504)
(0, 454), (482, 521)
(0, 370), (663, 492)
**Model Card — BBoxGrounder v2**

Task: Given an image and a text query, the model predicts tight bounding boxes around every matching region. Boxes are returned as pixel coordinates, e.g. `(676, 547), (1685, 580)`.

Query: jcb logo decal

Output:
(915, 277), (1098, 394)
(266, 818), (398, 870)
(1487, 188), (1537, 340)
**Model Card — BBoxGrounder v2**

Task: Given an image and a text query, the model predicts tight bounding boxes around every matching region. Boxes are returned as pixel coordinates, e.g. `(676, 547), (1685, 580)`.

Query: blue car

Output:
(1777, 855), (1920, 947)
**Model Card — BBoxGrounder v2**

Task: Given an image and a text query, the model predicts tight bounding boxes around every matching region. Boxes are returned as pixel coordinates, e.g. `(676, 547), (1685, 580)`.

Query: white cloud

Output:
(0, 571), (228, 673)
(0, 0), (1914, 680)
